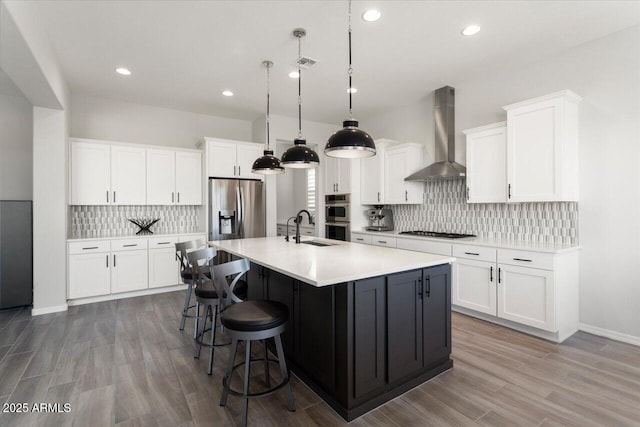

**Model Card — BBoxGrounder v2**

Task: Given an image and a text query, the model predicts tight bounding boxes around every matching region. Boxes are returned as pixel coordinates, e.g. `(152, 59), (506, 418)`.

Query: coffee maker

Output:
(366, 207), (394, 231)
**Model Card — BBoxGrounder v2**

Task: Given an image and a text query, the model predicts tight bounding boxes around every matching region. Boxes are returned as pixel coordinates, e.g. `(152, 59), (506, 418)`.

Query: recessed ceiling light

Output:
(288, 71), (300, 79)
(362, 9), (381, 22)
(115, 67), (131, 76)
(347, 87), (358, 94)
(461, 24), (481, 36)
(222, 90), (234, 97)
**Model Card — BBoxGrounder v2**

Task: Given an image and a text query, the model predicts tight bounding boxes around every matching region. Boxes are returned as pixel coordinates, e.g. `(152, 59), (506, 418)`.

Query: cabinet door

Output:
(360, 155), (383, 204)
(387, 269), (423, 383)
(466, 125), (507, 203)
(295, 282), (335, 394)
(111, 145), (146, 205)
(353, 277), (385, 399)
(324, 155), (338, 194)
(68, 252), (111, 299)
(146, 149), (176, 205)
(175, 151), (202, 205)
(498, 264), (555, 331)
(236, 143), (264, 180)
(265, 269), (295, 357)
(111, 250), (148, 293)
(423, 264), (452, 368)
(70, 141), (111, 205)
(207, 140), (237, 178)
(337, 158), (351, 193)
(384, 149), (407, 204)
(148, 248), (180, 288)
(507, 98), (561, 202)
(452, 258), (496, 315)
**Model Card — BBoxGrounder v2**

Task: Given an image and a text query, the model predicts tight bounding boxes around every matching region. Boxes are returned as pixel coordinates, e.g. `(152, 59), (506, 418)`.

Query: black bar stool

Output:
(213, 259), (295, 427)
(175, 239), (206, 337)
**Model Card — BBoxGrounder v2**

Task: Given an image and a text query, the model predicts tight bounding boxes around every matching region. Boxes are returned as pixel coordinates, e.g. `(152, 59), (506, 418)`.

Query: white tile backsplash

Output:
(388, 180), (578, 245)
(69, 205), (200, 238)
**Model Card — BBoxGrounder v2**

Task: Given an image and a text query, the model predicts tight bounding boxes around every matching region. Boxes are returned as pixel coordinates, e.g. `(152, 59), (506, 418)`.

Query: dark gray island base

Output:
(246, 262), (453, 421)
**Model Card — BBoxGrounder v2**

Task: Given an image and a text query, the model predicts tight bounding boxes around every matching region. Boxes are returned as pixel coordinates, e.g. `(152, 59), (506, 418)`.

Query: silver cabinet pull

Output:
(405, 190), (408, 201)
(113, 254), (116, 267)
(123, 244), (137, 247)
(513, 258), (533, 262)
(106, 254), (109, 268)
(238, 166), (241, 176)
(82, 246), (99, 250)
(172, 192), (174, 203)
(113, 191), (116, 203)
(177, 192), (180, 203)
(106, 191), (109, 203)
(157, 242), (171, 245)
(464, 252), (480, 256)
(378, 192), (380, 202)
(234, 165), (237, 176)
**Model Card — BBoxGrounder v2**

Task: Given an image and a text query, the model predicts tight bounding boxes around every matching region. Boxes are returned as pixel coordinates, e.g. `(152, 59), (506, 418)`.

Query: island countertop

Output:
(209, 236), (455, 287)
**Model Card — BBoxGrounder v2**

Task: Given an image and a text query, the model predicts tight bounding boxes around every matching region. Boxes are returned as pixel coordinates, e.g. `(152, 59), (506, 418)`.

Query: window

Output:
(307, 168), (316, 213)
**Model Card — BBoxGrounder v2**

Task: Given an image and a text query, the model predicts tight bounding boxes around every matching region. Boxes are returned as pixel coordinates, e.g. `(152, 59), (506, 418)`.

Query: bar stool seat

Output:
(221, 300), (288, 332)
(194, 280), (248, 301)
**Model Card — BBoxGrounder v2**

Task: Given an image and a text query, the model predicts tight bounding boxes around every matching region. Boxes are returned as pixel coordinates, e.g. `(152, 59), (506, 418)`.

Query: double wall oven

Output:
(325, 194), (350, 241)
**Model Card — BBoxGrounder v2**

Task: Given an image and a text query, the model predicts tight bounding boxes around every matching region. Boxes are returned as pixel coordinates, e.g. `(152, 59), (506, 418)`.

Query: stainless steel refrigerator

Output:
(208, 178), (265, 242)
(0, 201), (33, 309)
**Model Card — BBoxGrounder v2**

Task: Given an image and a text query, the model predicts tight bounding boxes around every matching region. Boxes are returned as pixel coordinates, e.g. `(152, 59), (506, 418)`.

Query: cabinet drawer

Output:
(351, 233), (372, 245)
(300, 227), (315, 236)
(68, 240), (110, 255)
(148, 236), (179, 249)
(453, 245), (496, 263)
(370, 236), (397, 248)
(396, 238), (452, 256)
(498, 249), (554, 270)
(179, 234), (207, 244)
(111, 238), (148, 252)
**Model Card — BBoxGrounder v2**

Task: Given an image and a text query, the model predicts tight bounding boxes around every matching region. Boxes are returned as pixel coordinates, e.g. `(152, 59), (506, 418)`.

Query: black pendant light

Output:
(325, 0), (376, 158)
(281, 28), (320, 169)
(252, 60), (285, 175)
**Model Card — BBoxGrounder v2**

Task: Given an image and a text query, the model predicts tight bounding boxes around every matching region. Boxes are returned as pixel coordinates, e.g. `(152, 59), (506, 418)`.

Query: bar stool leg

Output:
(263, 339), (270, 387)
(220, 338), (238, 407)
(179, 281), (193, 331)
(194, 303), (208, 359)
(208, 304), (219, 375)
(193, 299), (200, 339)
(275, 335), (295, 411)
(242, 341), (251, 427)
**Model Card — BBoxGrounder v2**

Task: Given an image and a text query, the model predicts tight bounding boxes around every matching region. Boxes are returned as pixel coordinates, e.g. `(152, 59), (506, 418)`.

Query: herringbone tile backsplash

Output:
(389, 180), (578, 245)
(69, 205), (201, 238)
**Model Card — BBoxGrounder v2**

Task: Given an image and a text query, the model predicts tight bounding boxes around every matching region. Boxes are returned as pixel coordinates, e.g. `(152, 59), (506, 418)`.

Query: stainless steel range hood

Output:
(405, 86), (466, 181)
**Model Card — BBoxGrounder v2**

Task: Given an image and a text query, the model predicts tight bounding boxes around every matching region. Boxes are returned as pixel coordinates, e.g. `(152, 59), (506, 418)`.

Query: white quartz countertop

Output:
(209, 237), (455, 287)
(67, 231), (206, 242)
(352, 229), (581, 254)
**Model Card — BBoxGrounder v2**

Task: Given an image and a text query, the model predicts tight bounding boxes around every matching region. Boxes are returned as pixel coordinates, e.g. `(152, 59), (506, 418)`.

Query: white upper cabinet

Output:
(324, 155), (351, 194)
(504, 90), (581, 202)
(384, 143), (424, 204)
(147, 149), (202, 205)
(206, 138), (264, 180)
(146, 149), (176, 205)
(70, 141), (111, 205)
(175, 151), (202, 204)
(111, 145), (146, 205)
(464, 122), (507, 203)
(360, 139), (397, 205)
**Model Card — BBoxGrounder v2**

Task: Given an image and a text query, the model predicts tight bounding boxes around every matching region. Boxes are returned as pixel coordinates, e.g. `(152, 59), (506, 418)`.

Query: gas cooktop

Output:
(399, 230), (476, 239)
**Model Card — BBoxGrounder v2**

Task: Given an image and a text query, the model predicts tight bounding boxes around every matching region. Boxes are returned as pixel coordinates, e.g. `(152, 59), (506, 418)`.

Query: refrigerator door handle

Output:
(236, 185), (243, 238)
(239, 185), (245, 238)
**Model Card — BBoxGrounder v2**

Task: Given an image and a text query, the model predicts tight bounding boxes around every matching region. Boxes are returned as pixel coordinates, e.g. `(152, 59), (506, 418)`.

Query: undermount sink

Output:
(300, 240), (336, 247)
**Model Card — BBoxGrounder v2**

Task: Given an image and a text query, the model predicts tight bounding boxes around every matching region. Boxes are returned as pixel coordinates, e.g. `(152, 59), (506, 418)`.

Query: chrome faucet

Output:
(294, 209), (314, 243)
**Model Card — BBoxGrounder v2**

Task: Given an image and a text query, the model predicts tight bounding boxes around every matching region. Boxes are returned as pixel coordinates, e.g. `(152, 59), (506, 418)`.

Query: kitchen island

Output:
(209, 236), (456, 421)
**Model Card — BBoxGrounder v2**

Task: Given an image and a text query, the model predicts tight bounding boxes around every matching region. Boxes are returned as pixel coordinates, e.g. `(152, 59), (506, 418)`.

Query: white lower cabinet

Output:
(452, 258), (496, 316)
(111, 249), (148, 294)
(68, 234), (205, 300)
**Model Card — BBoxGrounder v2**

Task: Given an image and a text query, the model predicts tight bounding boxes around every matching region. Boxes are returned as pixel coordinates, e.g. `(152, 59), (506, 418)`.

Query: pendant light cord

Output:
(348, 0), (353, 120)
(266, 62), (271, 150)
(297, 34), (303, 139)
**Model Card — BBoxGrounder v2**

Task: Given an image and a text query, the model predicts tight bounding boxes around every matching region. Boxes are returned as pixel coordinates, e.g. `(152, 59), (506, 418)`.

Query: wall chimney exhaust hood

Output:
(405, 86), (466, 181)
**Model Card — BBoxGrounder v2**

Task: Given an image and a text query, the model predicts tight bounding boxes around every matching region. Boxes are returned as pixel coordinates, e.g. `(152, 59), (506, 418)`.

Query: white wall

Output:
(71, 93), (252, 148)
(0, 93), (32, 199)
(362, 25), (640, 341)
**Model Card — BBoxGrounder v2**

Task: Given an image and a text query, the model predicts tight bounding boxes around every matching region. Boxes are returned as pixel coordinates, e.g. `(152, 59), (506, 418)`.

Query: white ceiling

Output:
(31, 0), (640, 124)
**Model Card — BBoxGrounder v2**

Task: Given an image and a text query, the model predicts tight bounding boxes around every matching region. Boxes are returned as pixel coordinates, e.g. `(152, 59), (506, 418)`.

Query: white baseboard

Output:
(578, 323), (640, 347)
(67, 284), (188, 306)
(32, 303), (69, 316)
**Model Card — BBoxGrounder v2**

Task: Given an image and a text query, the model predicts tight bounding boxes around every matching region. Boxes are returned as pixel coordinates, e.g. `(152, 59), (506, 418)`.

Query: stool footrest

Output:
(222, 358), (291, 399)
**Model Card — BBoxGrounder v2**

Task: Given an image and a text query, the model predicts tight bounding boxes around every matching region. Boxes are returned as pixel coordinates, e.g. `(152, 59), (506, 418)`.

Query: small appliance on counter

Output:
(366, 207), (394, 232)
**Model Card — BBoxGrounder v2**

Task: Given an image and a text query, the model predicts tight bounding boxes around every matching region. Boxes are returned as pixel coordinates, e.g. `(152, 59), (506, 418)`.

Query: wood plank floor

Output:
(0, 291), (638, 426)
